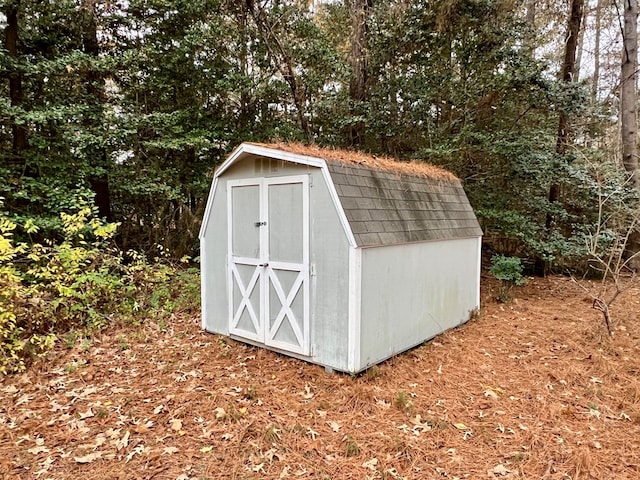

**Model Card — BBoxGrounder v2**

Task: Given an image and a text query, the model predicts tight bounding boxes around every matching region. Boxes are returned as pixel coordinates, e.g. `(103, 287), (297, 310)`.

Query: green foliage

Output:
(1, 0), (636, 277)
(0, 196), (200, 374)
(490, 255), (526, 285)
(489, 255), (526, 302)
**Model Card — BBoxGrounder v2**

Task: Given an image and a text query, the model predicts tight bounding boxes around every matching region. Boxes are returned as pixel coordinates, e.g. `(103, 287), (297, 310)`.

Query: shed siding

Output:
(358, 237), (481, 369)
(308, 169), (351, 371)
(201, 179), (228, 334)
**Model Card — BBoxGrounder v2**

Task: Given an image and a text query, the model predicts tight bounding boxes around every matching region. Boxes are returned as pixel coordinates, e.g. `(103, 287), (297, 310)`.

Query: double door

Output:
(227, 176), (310, 355)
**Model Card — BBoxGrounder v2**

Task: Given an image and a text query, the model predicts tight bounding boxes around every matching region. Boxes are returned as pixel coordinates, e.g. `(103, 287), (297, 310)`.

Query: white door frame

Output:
(227, 175), (310, 355)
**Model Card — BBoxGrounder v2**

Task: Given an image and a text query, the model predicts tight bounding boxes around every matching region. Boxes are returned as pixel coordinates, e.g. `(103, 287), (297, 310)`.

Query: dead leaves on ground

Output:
(1, 278), (640, 479)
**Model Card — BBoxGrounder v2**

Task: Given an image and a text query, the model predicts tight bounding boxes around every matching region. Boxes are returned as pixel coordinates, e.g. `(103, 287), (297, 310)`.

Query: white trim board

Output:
(347, 246), (362, 372)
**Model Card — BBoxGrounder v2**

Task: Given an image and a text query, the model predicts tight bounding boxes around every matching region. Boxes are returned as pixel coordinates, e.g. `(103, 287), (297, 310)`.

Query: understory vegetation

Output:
(1, 0), (640, 370)
(0, 195), (199, 374)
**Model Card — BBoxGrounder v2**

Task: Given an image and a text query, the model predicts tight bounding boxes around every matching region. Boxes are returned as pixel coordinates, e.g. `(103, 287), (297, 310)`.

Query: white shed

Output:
(199, 143), (482, 373)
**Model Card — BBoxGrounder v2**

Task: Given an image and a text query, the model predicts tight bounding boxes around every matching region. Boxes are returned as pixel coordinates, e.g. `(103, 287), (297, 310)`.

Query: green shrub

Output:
(0, 195), (200, 374)
(489, 255), (526, 303)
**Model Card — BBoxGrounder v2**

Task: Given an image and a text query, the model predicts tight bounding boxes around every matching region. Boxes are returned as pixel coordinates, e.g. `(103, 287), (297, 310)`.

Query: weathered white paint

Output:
(358, 237), (481, 370)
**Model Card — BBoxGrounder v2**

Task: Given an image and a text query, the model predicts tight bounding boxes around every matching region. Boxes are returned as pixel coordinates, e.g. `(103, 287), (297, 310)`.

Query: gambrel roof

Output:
(325, 161), (482, 246)
(200, 142), (482, 247)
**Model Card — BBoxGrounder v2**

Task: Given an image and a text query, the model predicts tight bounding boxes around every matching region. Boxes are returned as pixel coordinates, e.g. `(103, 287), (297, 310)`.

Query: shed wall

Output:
(358, 236), (481, 370)
(201, 156), (351, 371)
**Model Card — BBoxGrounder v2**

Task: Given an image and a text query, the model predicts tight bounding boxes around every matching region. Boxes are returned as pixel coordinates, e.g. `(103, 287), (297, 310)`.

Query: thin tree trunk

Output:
(621, 0), (639, 188)
(347, 0), (371, 147)
(81, 0), (112, 220)
(5, 0), (28, 156)
(575, 4), (589, 80)
(592, 0), (604, 100)
(526, 0), (535, 26)
(547, 0), (585, 228)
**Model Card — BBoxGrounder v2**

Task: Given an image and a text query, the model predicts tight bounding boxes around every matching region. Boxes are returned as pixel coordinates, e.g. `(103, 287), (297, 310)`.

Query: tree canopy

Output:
(1, 0), (638, 267)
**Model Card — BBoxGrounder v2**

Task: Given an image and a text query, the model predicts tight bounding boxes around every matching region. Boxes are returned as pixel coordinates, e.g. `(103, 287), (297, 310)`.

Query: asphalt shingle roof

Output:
(326, 161), (482, 247)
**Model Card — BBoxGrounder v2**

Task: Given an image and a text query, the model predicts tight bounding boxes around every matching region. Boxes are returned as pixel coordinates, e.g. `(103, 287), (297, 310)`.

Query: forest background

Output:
(1, 0), (640, 372)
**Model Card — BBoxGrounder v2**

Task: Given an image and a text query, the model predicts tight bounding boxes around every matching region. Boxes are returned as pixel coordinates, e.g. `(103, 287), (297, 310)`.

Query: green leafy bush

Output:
(489, 255), (526, 303)
(0, 196), (200, 374)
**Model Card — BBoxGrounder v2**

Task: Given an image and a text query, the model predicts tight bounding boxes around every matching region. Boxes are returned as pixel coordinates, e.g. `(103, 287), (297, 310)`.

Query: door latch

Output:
(254, 221), (267, 227)
(259, 263), (269, 267)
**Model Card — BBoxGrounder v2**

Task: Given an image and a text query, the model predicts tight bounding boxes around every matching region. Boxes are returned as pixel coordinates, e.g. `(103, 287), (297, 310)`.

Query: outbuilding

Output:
(199, 143), (482, 373)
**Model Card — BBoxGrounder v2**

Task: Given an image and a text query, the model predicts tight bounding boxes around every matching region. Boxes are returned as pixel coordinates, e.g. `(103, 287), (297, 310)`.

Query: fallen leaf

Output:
(200, 446), (214, 453)
(303, 385), (314, 400)
(153, 404), (164, 414)
(327, 421), (341, 432)
(28, 445), (49, 455)
(306, 428), (319, 440)
(453, 423), (468, 430)
(79, 408), (94, 419)
(74, 452), (102, 464)
(170, 418), (183, 431)
(15, 394), (32, 406)
(214, 407), (226, 420)
(491, 464), (510, 476)
(484, 390), (499, 400)
(279, 465), (290, 478)
(362, 457), (378, 471)
(4, 384), (18, 394)
(125, 444), (145, 462)
(163, 446), (179, 455)
(34, 455), (54, 477)
(115, 430), (130, 451)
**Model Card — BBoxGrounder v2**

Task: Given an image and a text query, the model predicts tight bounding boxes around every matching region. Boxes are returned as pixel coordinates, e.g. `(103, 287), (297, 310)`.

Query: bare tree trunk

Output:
(526, 0), (535, 27)
(547, 0), (585, 227)
(4, 0), (28, 156)
(81, 0), (112, 220)
(621, 0), (639, 188)
(575, 3), (589, 80)
(347, 0), (371, 147)
(592, 0), (604, 100)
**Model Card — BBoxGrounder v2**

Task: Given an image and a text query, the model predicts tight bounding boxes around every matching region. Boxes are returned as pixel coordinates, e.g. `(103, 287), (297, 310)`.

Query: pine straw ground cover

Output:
(1, 276), (640, 480)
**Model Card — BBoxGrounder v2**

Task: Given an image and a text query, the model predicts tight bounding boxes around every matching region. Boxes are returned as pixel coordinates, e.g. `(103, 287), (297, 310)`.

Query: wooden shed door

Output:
(228, 176), (310, 356)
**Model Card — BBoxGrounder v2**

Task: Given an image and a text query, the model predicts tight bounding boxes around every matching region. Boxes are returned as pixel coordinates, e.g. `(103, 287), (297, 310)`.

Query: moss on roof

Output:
(248, 142), (458, 182)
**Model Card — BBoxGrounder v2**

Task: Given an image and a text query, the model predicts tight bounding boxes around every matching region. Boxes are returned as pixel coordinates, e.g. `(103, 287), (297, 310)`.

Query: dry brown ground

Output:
(1, 276), (640, 480)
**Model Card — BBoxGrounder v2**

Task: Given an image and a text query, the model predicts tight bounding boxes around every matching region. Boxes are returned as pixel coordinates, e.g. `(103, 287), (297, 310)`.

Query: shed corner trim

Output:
(347, 246), (362, 373)
(198, 177), (220, 240)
